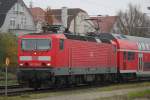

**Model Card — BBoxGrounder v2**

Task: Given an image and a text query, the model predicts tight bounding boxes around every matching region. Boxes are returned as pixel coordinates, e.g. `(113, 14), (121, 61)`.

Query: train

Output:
(17, 25), (150, 88)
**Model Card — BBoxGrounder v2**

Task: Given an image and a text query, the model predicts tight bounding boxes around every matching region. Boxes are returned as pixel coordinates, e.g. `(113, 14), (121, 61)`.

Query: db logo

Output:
(90, 52), (94, 57)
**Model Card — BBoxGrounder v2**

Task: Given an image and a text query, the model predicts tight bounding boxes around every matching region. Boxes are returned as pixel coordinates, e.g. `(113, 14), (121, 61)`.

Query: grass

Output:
(127, 89), (150, 99)
(96, 88), (150, 100)
(0, 80), (18, 86)
(0, 82), (150, 100)
(0, 70), (16, 79)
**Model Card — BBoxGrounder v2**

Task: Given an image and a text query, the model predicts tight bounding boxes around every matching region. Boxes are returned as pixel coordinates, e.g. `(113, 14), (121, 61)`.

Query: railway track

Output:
(0, 85), (33, 96)
(0, 80), (149, 96)
(0, 85), (21, 89)
(0, 82), (110, 96)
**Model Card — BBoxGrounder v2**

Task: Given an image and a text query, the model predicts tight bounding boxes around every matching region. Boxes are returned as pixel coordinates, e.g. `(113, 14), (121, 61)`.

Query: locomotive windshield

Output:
(21, 39), (51, 50)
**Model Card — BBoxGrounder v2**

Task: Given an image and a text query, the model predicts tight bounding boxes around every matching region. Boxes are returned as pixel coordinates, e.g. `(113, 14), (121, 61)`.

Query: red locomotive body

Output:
(18, 32), (117, 88)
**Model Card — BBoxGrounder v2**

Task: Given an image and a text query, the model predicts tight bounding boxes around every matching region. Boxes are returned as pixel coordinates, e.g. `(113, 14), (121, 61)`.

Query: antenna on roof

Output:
(29, 0), (33, 8)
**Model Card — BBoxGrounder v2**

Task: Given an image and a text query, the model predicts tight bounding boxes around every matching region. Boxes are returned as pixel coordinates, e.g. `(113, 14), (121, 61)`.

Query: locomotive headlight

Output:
(47, 63), (51, 66)
(38, 56), (51, 61)
(19, 63), (23, 66)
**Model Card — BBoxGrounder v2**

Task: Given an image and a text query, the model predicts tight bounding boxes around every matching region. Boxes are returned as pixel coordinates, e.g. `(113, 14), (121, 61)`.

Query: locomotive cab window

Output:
(21, 39), (51, 50)
(60, 39), (64, 50)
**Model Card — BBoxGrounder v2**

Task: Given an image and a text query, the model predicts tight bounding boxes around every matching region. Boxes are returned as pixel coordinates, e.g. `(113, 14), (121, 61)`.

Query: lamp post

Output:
(96, 15), (102, 33)
(5, 57), (10, 96)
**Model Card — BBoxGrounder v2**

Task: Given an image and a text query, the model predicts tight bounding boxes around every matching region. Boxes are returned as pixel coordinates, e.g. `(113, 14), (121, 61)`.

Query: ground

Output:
(0, 82), (150, 100)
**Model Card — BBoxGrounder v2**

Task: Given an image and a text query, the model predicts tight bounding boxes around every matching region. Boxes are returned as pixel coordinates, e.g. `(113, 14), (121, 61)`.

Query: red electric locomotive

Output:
(17, 25), (117, 88)
(17, 25), (150, 88)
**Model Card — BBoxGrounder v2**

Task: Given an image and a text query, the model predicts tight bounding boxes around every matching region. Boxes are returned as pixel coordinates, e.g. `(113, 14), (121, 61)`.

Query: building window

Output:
(149, 44), (150, 51)
(10, 18), (15, 29)
(21, 16), (26, 29)
(13, 3), (24, 14)
(59, 39), (64, 50)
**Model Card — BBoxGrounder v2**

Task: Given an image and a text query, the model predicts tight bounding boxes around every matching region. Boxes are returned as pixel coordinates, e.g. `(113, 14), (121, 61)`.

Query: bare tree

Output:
(113, 4), (150, 37)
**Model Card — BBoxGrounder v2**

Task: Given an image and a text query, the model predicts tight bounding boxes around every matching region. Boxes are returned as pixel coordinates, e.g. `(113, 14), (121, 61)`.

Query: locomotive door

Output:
(138, 53), (143, 72)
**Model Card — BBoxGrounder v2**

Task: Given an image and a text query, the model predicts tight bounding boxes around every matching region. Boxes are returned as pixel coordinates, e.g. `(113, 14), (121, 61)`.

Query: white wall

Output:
(69, 12), (95, 34)
(0, 1), (36, 35)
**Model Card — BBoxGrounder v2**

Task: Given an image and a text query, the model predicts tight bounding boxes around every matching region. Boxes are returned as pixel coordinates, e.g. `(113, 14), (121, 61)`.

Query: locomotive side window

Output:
(60, 39), (64, 50)
(127, 52), (135, 61)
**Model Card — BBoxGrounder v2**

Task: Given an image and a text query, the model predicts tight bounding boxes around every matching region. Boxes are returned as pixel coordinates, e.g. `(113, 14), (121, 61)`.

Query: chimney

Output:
(61, 7), (68, 28)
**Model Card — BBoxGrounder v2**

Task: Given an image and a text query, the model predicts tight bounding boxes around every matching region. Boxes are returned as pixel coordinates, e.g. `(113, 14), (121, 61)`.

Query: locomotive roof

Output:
(19, 32), (102, 43)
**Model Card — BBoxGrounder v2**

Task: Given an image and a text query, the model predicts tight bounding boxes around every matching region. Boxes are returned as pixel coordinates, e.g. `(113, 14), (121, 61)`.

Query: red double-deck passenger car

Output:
(100, 33), (150, 78)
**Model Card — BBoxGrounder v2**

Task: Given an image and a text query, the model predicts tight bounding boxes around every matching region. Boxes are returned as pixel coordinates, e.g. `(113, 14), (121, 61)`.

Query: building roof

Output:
(51, 8), (87, 27)
(29, 7), (45, 23)
(29, 7), (61, 25)
(91, 16), (118, 33)
(0, 0), (18, 27)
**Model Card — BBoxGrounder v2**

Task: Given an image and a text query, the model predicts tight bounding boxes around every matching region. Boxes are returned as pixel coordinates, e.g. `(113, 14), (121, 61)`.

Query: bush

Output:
(0, 33), (17, 68)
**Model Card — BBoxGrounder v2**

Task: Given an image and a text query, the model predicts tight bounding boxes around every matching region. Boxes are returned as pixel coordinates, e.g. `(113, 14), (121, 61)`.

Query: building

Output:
(0, 0), (36, 35)
(51, 7), (95, 34)
(90, 16), (118, 33)
(29, 7), (46, 32)
(140, 0), (150, 14)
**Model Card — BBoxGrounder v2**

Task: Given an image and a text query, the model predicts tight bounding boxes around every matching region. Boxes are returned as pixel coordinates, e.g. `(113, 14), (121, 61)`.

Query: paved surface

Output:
(34, 87), (150, 100)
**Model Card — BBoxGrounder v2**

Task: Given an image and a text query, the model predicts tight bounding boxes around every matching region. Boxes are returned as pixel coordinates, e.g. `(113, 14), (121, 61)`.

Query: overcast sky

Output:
(24, 0), (149, 16)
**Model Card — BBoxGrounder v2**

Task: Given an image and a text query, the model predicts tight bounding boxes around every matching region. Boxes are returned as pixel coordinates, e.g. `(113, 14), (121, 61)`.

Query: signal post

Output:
(5, 57), (10, 96)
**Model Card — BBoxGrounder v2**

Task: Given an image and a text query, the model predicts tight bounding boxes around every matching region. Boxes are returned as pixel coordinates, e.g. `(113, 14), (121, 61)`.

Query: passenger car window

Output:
(138, 43), (141, 50)
(141, 43), (145, 50)
(128, 52), (135, 61)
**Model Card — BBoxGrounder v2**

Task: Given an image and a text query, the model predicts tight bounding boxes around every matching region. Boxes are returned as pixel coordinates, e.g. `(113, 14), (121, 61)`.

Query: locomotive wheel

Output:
(55, 76), (67, 88)
(29, 79), (41, 90)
